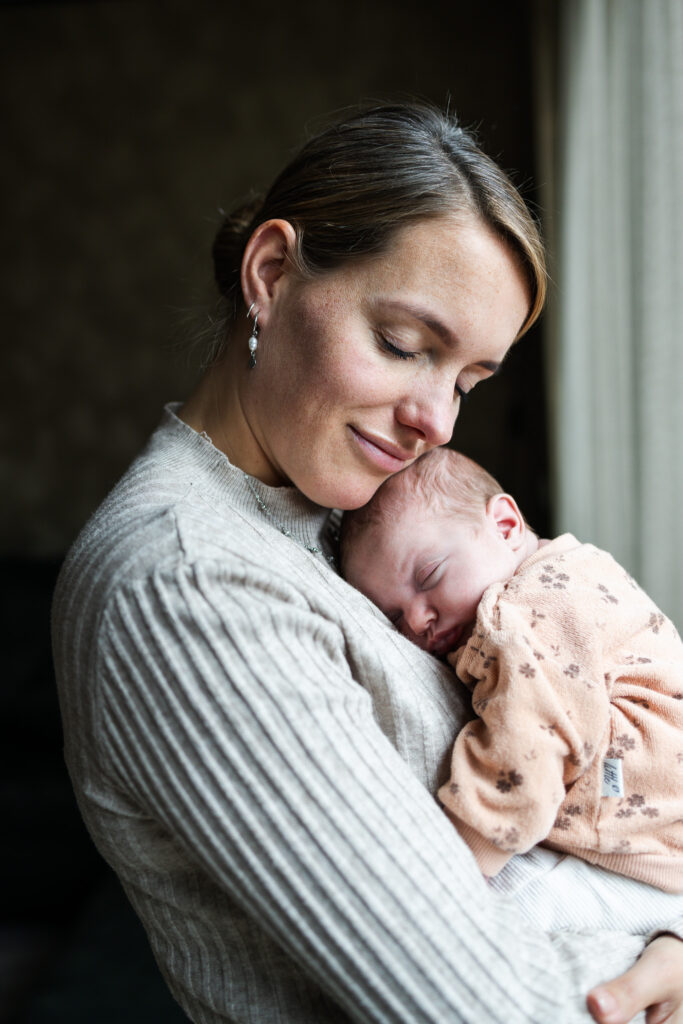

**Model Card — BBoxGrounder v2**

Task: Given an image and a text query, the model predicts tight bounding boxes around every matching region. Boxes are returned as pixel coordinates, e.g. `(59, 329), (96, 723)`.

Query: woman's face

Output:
(242, 213), (531, 510)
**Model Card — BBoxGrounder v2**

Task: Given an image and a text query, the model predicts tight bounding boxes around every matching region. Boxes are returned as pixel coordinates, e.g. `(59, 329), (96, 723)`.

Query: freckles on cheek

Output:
(294, 306), (345, 382)
(295, 283), (343, 334)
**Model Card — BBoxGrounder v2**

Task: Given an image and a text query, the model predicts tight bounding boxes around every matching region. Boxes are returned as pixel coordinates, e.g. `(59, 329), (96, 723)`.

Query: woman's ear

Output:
(486, 493), (526, 551)
(240, 219), (298, 327)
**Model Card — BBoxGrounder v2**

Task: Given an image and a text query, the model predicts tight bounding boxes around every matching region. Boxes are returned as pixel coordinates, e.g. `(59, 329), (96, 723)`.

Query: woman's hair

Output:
(339, 448), (505, 576)
(210, 102), (546, 358)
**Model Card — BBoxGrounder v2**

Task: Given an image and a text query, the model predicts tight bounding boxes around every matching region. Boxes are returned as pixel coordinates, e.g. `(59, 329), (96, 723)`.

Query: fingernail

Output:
(589, 988), (619, 1019)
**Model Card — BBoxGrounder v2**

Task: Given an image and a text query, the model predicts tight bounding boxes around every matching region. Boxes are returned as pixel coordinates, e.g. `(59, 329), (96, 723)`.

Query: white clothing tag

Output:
(602, 757), (624, 797)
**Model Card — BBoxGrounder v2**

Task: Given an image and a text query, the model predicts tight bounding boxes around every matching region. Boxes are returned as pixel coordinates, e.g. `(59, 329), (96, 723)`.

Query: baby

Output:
(342, 447), (683, 894)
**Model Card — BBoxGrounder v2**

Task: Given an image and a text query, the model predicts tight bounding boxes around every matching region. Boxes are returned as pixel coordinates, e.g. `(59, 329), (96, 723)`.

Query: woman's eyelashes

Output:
(376, 330), (417, 360)
(377, 328), (484, 402)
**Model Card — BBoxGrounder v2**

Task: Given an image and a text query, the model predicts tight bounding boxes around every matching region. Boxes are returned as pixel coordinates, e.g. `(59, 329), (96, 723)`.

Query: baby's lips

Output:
(431, 621), (475, 656)
(430, 625), (464, 656)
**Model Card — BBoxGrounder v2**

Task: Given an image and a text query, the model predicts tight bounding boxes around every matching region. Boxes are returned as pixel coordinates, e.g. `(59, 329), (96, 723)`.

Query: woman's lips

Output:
(349, 427), (414, 473)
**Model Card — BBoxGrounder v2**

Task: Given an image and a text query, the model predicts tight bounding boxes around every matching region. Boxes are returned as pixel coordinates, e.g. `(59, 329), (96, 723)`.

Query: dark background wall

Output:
(0, 1), (545, 1019)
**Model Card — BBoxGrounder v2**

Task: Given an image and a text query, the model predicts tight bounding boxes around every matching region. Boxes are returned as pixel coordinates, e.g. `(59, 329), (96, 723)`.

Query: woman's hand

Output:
(587, 935), (683, 1024)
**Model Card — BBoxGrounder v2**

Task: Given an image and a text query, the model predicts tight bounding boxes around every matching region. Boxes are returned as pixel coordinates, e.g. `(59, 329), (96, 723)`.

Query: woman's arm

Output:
(95, 563), (657, 1022)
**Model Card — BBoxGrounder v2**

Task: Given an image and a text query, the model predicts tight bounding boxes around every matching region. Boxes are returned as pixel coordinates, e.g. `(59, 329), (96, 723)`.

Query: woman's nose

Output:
(395, 381), (457, 447)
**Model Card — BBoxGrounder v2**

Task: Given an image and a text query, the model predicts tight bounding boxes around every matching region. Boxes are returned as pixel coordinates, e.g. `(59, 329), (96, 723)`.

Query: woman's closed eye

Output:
(455, 371), (479, 401)
(378, 327), (493, 405)
(376, 331), (417, 361)
(458, 362), (502, 401)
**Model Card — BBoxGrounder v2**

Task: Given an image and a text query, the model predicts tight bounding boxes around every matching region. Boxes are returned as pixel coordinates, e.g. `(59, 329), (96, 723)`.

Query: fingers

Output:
(586, 987), (627, 1023)
(586, 936), (683, 1024)
(646, 1002), (676, 1024)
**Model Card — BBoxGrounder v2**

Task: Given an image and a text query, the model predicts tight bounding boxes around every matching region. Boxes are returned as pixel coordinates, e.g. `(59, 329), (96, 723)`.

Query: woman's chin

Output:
(329, 480), (389, 511)
(297, 471), (389, 511)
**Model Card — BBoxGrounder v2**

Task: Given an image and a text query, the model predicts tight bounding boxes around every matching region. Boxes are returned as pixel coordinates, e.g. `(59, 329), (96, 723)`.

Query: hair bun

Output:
(212, 195), (263, 299)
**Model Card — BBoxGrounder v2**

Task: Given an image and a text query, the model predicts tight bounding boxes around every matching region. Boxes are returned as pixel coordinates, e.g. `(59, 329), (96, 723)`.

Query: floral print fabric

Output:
(438, 534), (683, 892)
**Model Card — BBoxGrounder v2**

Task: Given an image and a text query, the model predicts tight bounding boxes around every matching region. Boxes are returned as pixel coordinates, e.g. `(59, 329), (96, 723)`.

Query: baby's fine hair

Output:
(340, 448), (503, 574)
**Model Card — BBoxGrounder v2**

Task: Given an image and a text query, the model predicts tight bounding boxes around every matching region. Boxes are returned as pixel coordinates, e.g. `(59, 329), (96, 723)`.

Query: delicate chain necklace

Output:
(196, 428), (336, 565)
(244, 474), (335, 565)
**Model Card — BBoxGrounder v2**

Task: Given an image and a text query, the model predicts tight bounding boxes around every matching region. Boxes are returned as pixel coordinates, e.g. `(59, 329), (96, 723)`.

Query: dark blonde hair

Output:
(340, 448), (504, 575)
(210, 102), (546, 357)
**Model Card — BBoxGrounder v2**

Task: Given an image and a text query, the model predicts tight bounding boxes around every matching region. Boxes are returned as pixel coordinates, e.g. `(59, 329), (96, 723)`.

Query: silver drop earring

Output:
(247, 302), (259, 369)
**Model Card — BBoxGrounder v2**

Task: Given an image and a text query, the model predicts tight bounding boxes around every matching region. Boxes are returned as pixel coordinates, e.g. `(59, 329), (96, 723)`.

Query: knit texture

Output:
(52, 406), (678, 1023)
(440, 535), (683, 891)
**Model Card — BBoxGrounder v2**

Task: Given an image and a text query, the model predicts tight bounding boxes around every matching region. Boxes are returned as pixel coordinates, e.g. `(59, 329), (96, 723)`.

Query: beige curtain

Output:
(541, 0), (683, 626)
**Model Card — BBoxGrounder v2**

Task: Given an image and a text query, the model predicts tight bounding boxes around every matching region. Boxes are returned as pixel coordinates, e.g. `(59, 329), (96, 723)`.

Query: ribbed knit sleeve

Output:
(53, 411), (680, 1023)
(93, 558), (646, 1023)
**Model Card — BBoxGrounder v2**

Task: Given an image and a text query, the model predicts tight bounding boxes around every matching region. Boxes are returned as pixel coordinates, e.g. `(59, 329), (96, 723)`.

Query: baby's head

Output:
(341, 448), (538, 655)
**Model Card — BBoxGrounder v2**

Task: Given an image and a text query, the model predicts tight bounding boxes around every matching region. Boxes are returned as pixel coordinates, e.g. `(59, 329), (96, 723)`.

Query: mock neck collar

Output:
(152, 403), (336, 559)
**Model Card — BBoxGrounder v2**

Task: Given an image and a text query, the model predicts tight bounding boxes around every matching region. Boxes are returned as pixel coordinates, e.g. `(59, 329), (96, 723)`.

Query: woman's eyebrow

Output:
(377, 298), (454, 342)
(375, 299), (503, 372)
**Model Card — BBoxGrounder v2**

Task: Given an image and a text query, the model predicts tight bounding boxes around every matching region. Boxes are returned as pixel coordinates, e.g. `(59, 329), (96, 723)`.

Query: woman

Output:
(53, 104), (683, 1023)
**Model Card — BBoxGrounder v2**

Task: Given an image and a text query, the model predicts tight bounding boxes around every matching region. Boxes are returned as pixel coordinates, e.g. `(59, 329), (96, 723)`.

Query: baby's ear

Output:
(486, 493), (525, 550)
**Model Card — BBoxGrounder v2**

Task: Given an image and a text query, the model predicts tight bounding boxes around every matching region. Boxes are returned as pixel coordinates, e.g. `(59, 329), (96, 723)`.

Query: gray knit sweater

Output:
(52, 405), (663, 1023)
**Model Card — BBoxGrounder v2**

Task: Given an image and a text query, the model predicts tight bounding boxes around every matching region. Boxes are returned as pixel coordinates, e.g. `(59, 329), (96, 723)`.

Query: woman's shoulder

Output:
(59, 421), (267, 602)
(53, 404), (342, 646)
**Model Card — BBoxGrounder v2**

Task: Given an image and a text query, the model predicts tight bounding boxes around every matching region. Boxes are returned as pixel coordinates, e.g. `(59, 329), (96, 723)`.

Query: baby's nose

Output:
(404, 601), (433, 637)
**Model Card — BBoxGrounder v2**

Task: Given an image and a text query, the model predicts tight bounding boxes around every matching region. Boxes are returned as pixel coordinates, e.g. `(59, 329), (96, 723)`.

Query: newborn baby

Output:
(342, 447), (683, 892)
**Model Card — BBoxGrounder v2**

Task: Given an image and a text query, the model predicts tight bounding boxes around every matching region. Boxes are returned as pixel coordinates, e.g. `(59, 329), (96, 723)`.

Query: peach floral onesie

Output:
(438, 534), (683, 892)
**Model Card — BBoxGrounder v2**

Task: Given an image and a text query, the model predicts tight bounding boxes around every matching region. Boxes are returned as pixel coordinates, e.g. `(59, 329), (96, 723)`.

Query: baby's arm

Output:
(438, 595), (610, 875)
